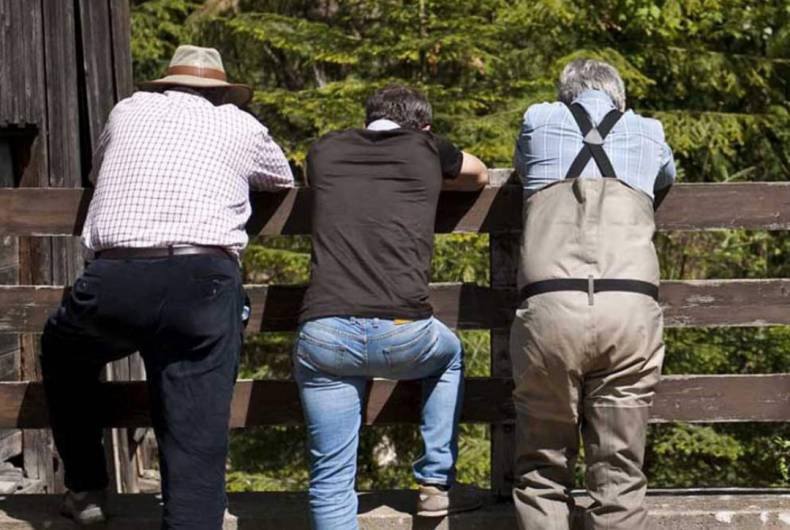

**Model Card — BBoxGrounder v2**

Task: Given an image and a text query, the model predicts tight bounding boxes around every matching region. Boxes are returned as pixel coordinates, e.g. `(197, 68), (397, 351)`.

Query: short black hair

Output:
(365, 85), (432, 130)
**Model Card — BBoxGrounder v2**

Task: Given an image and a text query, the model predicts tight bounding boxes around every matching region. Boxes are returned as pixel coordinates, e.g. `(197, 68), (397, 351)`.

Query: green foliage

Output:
(243, 243), (310, 284)
(647, 424), (790, 487)
(647, 424), (745, 487)
(131, 0), (201, 81)
(664, 327), (790, 375)
(433, 234), (490, 285)
(131, 0), (790, 491)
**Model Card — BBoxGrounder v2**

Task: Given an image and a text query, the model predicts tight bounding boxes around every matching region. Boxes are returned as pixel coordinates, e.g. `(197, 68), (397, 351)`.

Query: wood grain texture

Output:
(77, 0), (116, 152)
(2, 280), (787, 333)
(109, 0), (133, 101)
(3, 490), (790, 529)
(2, 182), (789, 236)
(0, 0), (44, 127)
(0, 374), (786, 429)
(489, 232), (519, 496)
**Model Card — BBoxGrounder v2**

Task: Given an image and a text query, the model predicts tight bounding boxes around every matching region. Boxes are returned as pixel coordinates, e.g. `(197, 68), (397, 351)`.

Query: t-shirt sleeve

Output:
(434, 135), (463, 179)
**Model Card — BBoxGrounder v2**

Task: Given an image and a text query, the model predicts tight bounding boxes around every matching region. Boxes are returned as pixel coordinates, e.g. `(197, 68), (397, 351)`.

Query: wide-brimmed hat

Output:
(139, 45), (253, 106)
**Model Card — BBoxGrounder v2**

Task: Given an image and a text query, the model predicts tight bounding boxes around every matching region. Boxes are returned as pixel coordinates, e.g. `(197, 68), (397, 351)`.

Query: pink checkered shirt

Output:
(82, 90), (294, 256)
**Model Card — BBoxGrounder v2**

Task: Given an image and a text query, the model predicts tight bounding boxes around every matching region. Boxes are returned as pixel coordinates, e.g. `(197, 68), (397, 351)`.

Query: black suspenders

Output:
(564, 103), (622, 180)
(519, 102), (659, 304)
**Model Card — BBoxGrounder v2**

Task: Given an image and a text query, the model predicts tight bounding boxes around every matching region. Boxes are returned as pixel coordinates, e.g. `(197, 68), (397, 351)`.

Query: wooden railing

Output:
(0, 170), (789, 497)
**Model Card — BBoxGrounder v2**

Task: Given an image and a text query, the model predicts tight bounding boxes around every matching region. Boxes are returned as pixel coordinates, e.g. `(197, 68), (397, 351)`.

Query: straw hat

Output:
(139, 45), (253, 106)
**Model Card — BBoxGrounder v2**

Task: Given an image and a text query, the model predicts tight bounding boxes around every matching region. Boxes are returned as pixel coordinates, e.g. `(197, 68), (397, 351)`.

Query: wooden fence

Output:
(0, 170), (789, 496)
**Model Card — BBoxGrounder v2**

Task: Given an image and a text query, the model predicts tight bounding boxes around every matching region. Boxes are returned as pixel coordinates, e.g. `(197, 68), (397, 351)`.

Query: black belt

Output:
(94, 245), (234, 261)
(520, 278), (659, 303)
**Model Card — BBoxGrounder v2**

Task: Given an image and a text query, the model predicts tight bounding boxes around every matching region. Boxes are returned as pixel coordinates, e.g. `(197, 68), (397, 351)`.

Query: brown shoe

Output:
(60, 489), (107, 526)
(416, 483), (483, 517)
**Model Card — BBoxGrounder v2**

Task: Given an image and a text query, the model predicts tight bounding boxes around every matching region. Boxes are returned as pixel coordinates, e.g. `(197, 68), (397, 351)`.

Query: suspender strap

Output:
(519, 278), (659, 302)
(564, 103), (623, 180)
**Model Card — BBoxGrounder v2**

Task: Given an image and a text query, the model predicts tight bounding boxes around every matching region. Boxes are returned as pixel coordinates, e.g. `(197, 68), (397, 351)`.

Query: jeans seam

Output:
(304, 320), (360, 340)
(372, 319), (431, 340)
(298, 334), (347, 352)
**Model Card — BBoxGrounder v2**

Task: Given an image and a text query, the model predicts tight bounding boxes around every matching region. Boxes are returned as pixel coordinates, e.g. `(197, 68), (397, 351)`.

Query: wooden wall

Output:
(0, 0), (133, 493)
(0, 142), (20, 464)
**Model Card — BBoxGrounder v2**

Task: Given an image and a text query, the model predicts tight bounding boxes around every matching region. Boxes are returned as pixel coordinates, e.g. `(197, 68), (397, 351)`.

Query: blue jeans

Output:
(293, 316), (465, 530)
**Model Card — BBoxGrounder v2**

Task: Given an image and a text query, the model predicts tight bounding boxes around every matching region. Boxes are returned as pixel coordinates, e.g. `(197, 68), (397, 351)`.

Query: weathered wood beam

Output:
(0, 374), (787, 428)
(2, 182), (789, 236)
(1, 279), (788, 334)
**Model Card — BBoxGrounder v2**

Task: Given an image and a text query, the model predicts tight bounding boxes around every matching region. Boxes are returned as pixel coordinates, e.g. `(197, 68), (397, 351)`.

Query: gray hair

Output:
(558, 59), (626, 111)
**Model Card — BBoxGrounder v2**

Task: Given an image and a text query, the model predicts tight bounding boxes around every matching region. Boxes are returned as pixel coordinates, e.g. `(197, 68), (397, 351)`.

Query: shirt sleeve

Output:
(249, 130), (295, 191)
(434, 135), (463, 179)
(513, 108), (533, 178)
(654, 128), (676, 191)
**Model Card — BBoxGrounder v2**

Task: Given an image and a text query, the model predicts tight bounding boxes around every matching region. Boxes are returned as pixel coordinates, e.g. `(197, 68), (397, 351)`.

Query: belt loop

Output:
(168, 246), (174, 257)
(587, 275), (594, 306)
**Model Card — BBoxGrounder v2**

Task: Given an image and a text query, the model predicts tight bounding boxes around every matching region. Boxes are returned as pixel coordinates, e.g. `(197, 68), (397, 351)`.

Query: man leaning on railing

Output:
(293, 85), (489, 530)
(509, 58), (676, 530)
(39, 45), (294, 528)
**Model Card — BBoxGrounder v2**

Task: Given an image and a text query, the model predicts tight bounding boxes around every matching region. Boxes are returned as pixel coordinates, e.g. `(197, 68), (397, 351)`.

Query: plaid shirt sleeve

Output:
(250, 129), (294, 190)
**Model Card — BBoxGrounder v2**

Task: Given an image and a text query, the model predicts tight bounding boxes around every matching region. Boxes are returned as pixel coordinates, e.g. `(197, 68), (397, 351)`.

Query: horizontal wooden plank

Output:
(659, 279), (790, 327)
(245, 283), (511, 332)
(1, 181), (788, 236)
(0, 374), (786, 428)
(1, 279), (787, 334)
(649, 374), (790, 423)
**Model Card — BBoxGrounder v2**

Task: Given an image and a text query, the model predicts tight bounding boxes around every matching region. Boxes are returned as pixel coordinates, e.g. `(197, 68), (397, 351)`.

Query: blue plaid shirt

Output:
(514, 90), (676, 198)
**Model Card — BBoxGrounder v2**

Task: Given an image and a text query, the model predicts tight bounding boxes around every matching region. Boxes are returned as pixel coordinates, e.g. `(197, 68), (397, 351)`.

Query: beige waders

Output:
(510, 103), (665, 530)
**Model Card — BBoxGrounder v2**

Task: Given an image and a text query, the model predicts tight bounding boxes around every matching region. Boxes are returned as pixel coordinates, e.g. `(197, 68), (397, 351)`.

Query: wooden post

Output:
(488, 169), (520, 497)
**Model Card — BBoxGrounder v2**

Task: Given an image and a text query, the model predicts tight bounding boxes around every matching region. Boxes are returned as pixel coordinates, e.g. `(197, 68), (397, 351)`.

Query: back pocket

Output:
(297, 321), (349, 373)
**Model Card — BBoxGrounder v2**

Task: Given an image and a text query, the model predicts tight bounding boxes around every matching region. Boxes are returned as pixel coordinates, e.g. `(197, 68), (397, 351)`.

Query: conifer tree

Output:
(131, 0), (790, 490)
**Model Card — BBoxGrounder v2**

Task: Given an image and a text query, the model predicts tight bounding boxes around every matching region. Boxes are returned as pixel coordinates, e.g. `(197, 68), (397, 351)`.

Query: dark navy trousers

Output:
(41, 254), (244, 530)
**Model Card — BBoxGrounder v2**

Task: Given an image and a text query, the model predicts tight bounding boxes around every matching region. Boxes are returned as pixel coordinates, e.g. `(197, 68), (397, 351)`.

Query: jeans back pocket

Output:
(296, 321), (353, 374)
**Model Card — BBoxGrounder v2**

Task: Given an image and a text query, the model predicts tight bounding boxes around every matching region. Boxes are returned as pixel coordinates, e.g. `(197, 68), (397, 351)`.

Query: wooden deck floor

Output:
(0, 490), (788, 529)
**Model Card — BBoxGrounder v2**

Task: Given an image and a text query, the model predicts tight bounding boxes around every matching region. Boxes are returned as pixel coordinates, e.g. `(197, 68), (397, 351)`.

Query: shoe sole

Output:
(416, 501), (483, 518)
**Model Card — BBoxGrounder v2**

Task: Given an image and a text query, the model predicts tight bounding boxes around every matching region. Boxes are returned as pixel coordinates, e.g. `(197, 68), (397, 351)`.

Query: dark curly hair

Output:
(364, 85), (432, 130)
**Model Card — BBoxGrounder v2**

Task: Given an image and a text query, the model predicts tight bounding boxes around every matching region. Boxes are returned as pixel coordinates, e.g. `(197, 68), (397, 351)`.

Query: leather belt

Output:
(94, 245), (234, 261)
(520, 278), (659, 303)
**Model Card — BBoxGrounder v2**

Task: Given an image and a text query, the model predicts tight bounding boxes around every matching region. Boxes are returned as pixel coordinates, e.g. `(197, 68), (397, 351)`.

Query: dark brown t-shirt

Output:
(299, 128), (463, 323)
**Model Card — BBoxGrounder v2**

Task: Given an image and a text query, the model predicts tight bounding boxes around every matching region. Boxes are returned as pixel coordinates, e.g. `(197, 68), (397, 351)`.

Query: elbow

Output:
(467, 156), (489, 188)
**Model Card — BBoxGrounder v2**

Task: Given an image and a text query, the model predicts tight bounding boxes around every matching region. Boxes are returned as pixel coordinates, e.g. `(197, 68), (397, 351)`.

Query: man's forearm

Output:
(442, 151), (489, 190)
